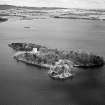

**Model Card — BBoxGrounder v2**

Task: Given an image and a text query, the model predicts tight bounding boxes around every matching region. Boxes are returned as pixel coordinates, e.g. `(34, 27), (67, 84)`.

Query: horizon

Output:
(0, 0), (105, 9)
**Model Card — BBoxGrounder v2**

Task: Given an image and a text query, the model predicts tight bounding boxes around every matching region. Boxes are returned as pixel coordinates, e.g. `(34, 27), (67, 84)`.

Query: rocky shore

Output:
(8, 42), (105, 80)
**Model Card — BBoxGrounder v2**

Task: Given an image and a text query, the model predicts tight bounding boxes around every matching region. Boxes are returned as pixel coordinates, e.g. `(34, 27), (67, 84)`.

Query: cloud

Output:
(0, 0), (105, 9)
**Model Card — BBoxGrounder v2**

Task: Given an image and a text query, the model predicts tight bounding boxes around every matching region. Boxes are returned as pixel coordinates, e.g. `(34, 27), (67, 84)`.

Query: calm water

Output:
(0, 18), (105, 105)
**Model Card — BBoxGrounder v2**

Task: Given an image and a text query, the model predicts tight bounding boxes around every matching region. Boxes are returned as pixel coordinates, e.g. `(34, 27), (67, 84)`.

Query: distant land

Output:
(0, 4), (105, 21)
(0, 5), (16, 10)
(0, 5), (66, 10)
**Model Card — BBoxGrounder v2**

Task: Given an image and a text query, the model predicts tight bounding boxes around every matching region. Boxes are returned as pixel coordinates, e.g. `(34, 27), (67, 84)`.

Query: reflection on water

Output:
(0, 18), (105, 105)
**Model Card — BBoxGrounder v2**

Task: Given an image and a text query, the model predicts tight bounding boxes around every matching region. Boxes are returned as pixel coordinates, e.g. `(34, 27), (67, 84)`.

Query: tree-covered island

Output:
(8, 42), (105, 80)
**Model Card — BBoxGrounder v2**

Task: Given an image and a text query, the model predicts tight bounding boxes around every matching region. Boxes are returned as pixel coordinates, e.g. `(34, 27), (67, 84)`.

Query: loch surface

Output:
(0, 18), (105, 105)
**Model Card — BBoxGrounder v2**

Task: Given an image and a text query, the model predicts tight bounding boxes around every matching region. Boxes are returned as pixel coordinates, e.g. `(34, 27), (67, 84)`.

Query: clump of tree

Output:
(61, 50), (105, 67)
(24, 48), (105, 67)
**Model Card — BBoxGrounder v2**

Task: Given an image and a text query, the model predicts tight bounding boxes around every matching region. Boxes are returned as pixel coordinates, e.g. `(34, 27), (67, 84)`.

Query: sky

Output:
(0, 0), (105, 9)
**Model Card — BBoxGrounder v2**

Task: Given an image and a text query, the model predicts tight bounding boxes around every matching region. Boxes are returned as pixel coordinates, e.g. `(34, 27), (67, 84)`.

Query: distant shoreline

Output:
(1, 5), (105, 21)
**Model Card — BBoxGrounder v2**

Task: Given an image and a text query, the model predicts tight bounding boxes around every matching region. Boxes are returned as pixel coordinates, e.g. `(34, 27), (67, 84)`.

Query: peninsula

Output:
(0, 17), (8, 22)
(8, 42), (105, 80)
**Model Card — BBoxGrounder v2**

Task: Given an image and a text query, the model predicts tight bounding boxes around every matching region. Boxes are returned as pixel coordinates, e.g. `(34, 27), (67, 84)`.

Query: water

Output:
(0, 18), (105, 105)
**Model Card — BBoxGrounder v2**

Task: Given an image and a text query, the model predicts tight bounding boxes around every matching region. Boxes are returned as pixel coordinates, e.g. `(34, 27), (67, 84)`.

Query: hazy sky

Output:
(0, 0), (105, 9)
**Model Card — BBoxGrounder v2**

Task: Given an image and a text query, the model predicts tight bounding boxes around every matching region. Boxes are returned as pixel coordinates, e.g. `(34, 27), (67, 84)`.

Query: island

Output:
(8, 42), (105, 80)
